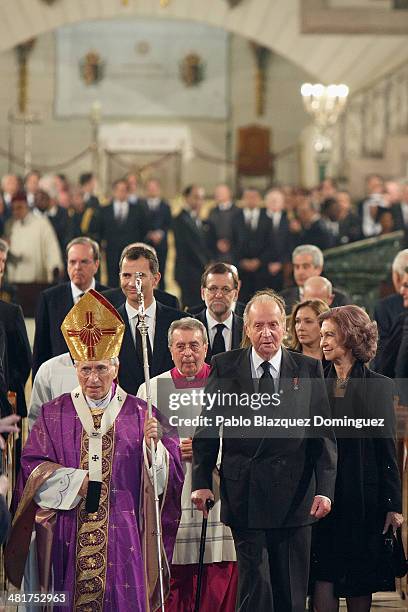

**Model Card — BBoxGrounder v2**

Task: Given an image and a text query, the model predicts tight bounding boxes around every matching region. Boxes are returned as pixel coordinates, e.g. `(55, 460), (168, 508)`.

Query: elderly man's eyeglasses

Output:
(205, 286), (235, 295)
(77, 365), (110, 378)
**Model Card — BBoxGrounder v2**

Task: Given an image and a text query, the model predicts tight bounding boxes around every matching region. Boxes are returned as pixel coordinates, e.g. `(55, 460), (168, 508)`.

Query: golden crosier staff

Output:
(135, 274), (166, 612)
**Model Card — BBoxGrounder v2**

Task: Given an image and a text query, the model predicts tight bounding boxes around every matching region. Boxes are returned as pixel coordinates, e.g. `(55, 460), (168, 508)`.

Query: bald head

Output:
(303, 276), (333, 306)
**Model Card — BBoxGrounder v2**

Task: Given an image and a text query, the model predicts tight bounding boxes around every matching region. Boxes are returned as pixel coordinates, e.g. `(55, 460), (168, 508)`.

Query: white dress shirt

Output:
(71, 278), (96, 304)
(218, 201), (233, 211)
(266, 210), (282, 230)
(113, 199), (129, 222)
(243, 207), (260, 231)
(206, 310), (233, 351)
(125, 299), (156, 348)
(147, 197), (160, 211)
(250, 347), (282, 391)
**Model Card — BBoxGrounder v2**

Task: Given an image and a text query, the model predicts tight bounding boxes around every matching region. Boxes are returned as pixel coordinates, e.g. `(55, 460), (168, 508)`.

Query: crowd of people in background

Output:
(0, 170), (407, 310)
(0, 168), (407, 610)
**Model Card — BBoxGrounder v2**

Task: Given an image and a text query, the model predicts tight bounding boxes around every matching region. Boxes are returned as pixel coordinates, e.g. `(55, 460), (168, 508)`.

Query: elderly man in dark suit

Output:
(373, 248), (407, 370)
(116, 244), (186, 395)
(32, 237), (109, 378)
(194, 262), (243, 364)
(191, 291), (337, 612)
(281, 244), (351, 314)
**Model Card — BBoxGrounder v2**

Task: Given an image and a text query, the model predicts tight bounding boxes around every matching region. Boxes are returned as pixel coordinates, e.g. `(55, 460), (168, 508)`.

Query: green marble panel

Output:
(323, 230), (404, 315)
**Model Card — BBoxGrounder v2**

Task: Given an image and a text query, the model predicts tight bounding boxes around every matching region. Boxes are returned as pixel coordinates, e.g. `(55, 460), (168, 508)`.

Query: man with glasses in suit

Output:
(194, 262), (243, 363)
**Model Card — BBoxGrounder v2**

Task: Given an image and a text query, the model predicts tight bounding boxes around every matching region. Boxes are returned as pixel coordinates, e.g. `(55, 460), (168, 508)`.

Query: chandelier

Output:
(300, 83), (349, 179)
(300, 83), (349, 129)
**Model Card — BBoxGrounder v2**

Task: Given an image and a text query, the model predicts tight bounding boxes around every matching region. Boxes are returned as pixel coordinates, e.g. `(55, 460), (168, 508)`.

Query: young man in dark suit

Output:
(194, 262), (243, 363)
(79, 172), (100, 210)
(192, 291), (337, 612)
(116, 244), (186, 395)
(32, 237), (108, 378)
(102, 242), (180, 310)
(207, 184), (242, 265)
(173, 184), (212, 309)
(262, 188), (293, 292)
(143, 178), (172, 290)
(236, 187), (270, 302)
(97, 179), (147, 287)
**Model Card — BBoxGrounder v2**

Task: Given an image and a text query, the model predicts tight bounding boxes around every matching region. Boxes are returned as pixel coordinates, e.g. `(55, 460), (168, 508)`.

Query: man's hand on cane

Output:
(191, 489), (215, 518)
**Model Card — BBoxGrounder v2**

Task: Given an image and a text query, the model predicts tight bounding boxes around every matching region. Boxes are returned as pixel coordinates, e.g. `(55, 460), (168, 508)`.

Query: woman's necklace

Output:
(335, 376), (349, 389)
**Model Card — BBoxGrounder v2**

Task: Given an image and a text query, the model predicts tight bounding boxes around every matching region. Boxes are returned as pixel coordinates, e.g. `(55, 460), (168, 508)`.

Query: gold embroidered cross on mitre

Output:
(61, 289), (125, 361)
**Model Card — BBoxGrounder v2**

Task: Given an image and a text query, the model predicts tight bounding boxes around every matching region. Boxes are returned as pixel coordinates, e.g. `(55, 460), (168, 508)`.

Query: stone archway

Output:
(2, 0), (408, 89)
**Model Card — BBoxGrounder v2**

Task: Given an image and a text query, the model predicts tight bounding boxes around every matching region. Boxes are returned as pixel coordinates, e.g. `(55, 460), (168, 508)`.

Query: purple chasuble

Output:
(14, 392), (183, 611)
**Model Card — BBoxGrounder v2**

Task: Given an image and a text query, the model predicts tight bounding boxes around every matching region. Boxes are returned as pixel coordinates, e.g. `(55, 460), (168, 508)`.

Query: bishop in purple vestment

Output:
(5, 290), (184, 612)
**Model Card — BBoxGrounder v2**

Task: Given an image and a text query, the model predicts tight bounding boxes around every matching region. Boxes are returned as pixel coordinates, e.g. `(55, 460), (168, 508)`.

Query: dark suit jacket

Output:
(236, 208), (270, 261)
(294, 219), (336, 251)
(117, 301), (187, 395)
(32, 281), (109, 378)
(207, 204), (243, 264)
(102, 287), (180, 311)
(373, 293), (404, 370)
(98, 202), (147, 287)
(391, 203), (407, 232)
(280, 285), (352, 315)
(67, 201), (103, 244)
(173, 209), (212, 308)
(194, 309), (243, 363)
(337, 212), (362, 245)
(0, 300), (31, 417)
(142, 199), (172, 262)
(192, 347), (337, 529)
(263, 211), (293, 265)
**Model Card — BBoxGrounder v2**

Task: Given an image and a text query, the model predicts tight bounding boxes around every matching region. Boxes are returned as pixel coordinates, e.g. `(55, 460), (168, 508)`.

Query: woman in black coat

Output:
(312, 305), (403, 612)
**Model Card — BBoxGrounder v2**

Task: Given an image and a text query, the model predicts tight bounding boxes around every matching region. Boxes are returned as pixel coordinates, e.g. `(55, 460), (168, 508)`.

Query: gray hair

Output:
(392, 249), (408, 276)
(243, 290), (286, 328)
(168, 317), (208, 347)
(66, 237), (100, 262)
(292, 244), (324, 268)
(0, 239), (9, 255)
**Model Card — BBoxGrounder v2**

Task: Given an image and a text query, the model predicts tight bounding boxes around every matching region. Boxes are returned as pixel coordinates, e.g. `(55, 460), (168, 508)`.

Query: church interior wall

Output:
(0, 24), (314, 195)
